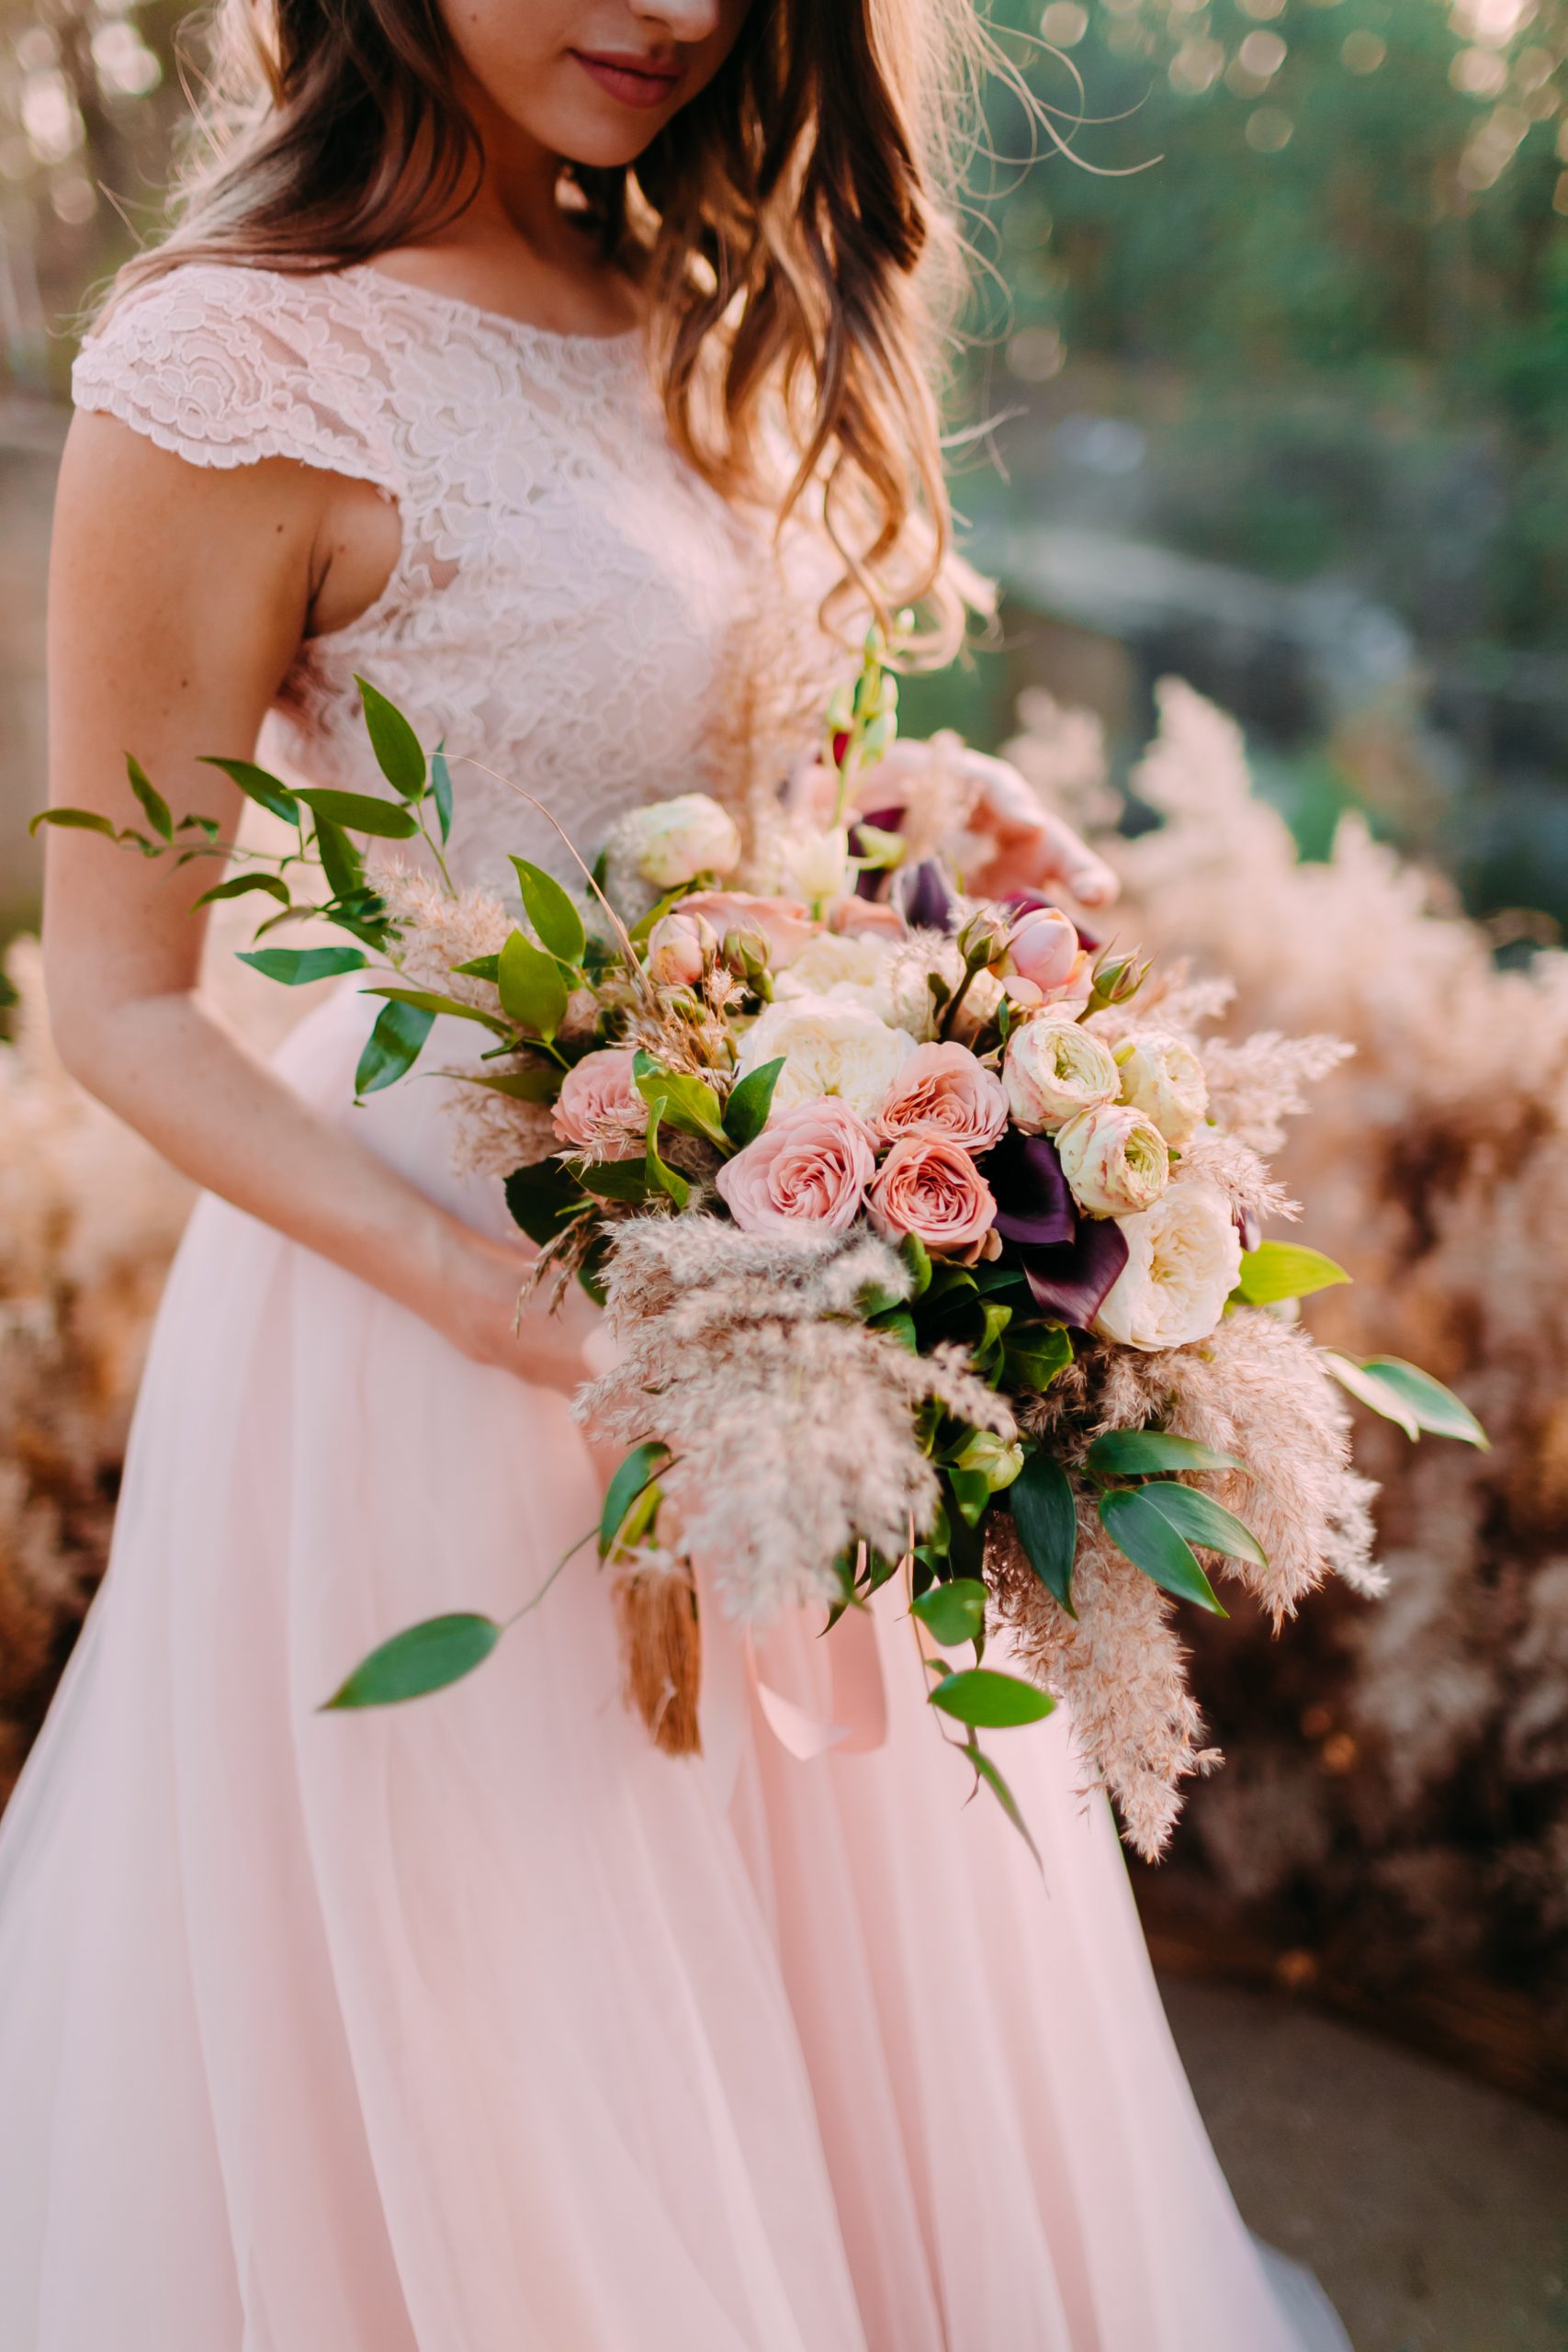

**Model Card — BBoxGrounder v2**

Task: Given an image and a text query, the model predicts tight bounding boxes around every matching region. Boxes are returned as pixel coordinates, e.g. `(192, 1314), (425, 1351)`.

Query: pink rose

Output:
(552, 1047), (648, 1160)
(1005, 905), (1079, 992)
(869, 1136), (998, 1261)
(715, 1098), (877, 1235)
(676, 890), (818, 971)
(878, 1041), (1010, 1152)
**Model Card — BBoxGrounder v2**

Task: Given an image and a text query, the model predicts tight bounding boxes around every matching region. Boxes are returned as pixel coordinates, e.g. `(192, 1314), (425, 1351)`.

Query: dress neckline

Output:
(344, 262), (645, 357)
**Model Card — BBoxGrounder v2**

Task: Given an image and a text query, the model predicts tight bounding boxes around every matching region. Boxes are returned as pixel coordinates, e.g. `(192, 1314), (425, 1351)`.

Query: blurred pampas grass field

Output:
(1011, 682), (1568, 2081)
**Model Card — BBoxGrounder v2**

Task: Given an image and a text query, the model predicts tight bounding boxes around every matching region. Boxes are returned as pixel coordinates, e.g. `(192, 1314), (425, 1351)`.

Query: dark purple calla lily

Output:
(987, 1131), (1077, 1248)
(895, 857), (955, 934)
(1017, 1217), (1130, 1330)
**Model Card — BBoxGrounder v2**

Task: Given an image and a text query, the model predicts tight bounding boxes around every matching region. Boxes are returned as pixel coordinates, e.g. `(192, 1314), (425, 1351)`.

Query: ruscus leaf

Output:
(1139, 1481), (1267, 1568)
(1234, 1240), (1352, 1306)
(431, 741), (454, 842)
(1098, 1488), (1228, 1614)
(355, 998), (435, 1097)
(911, 1578), (988, 1646)
(1084, 1429), (1247, 1478)
(293, 787), (420, 841)
(198, 756), (299, 823)
(363, 986), (511, 1035)
(355, 675), (427, 800)
(322, 1612), (501, 1709)
(511, 856), (587, 967)
(1007, 1451), (1078, 1614)
(599, 1443), (671, 1559)
(498, 929), (570, 1040)
(723, 1057), (785, 1149)
(190, 872), (292, 910)
(929, 1667), (1055, 1728)
(125, 755), (173, 841)
(237, 944), (368, 986)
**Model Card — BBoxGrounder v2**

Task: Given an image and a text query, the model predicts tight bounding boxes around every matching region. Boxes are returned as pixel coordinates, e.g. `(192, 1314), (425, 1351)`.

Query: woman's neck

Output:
(370, 80), (640, 339)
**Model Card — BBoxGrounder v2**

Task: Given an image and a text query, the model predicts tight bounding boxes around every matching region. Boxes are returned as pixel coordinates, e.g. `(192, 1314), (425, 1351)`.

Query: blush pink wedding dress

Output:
(0, 264), (1350, 2351)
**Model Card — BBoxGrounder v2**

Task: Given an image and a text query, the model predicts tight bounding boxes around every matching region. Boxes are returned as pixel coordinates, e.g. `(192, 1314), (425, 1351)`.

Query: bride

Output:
(0, 3), (1351, 2346)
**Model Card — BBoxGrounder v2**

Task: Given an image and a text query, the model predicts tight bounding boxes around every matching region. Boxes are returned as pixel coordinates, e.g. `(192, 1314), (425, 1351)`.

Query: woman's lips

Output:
(571, 51), (681, 111)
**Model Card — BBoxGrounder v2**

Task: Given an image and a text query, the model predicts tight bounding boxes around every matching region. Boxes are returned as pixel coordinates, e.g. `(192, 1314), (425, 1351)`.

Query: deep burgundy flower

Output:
(987, 1130), (1077, 1248)
(1016, 1219), (1130, 1329)
(849, 807), (906, 901)
(895, 857), (955, 933)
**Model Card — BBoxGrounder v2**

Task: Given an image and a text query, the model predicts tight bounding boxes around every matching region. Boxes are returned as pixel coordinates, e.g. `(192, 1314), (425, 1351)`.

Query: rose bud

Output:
(956, 906), (1012, 968)
(627, 794), (743, 889)
(1004, 905), (1080, 993)
(646, 910), (716, 989)
(676, 890), (816, 971)
(552, 1047), (649, 1161)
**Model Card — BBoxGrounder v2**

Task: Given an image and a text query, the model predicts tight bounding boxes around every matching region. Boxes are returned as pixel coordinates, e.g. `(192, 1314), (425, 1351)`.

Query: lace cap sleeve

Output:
(72, 263), (399, 492)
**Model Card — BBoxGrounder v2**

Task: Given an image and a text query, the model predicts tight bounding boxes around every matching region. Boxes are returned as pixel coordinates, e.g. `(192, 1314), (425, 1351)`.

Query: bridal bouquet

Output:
(39, 640), (1485, 1858)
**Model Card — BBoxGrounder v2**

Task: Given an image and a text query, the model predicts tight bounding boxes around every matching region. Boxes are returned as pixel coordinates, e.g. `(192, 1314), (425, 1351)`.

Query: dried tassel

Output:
(613, 1565), (703, 1756)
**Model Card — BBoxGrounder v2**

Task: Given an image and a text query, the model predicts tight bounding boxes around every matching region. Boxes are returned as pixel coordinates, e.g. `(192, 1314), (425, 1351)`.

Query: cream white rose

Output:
(738, 992), (914, 1121)
(1115, 1032), (1209, 1148)
(1002, 1014), (1121, 1135)
(1055, 1101), (1170, 1216)
(775, 930), (897, 1021)
(622, 794), (742, 889)
(1095, 1181), (1243, 1351)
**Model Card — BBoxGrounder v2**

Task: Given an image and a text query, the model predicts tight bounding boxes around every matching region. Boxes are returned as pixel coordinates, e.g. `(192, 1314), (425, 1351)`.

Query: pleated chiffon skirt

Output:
(0, 985), (1348, 2350)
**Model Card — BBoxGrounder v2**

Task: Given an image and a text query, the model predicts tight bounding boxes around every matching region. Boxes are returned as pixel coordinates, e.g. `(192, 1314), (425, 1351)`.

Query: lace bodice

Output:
(73, 261), (838, 888)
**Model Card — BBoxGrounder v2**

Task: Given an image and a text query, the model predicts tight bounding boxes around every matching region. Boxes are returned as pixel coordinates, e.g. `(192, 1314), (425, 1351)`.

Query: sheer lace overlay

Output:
(73, 261), (818, 887)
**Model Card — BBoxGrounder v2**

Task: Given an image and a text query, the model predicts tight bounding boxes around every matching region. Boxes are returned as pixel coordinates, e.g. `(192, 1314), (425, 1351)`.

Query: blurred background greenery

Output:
(3, 0), (1568, 944)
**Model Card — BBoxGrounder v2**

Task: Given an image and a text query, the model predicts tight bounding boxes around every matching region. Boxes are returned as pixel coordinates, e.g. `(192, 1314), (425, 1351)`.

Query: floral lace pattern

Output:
(73, 262), (818, 888)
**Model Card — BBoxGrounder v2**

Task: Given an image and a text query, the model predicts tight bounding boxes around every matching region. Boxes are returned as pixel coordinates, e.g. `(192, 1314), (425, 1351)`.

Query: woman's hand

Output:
(868, 738), (1120, 908)
(428, 1227), (604, 1394)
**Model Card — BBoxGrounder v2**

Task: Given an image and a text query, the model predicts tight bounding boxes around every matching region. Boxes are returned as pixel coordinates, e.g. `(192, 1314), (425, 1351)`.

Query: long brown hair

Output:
(116, 0), (1004, 652)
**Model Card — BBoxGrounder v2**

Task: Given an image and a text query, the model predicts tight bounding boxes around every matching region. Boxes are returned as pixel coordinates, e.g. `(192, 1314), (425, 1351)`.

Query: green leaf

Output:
(1001, 1324), (1074, 1394)
(1098, 1488), (1228, 1615)
(313, 814), (366, 902)
(363, 985), (512, 1035)
(900, 1232), (933, 1297)
(511, 857), (587, 966)
(1139, 1481), (1267, 1568)
(930, 1667), (1055, 1728)
(1234, 1240), (1352, 1306)
(599, 1443), (671, 1558)
(1008, 1451), (1078, 1614)
(498, 929), (570, 1041)
(453, 954), (501, 982)
(355, 675), (426, 800)
(355, 998), (435, 1097)
(632, 1053), (728, 1152)
(912, 1577), (989, 1647)
(189, 872), (292, 910)
(1084, 1429), (1247, 1478)
(456, 1065), (560, 1103)
(577, 1158), (650, 1202)
(199, 756), (300, 823)
(30, 806), (127, 842)
(1322, 1352), (1489, 1449)
(644, 1109), (691, 1209)
(503, 1158), (584, 1246)
(237, 944), (368, 986)
(946, 1464), (992, 1527)
(431, 741), (454, 842)
(968, 1744), (1043, 1868)
(322, 1612), (502, 1708)
(723, 1057), (785, 1149)
(125, 754), (172, 842)
(869, 1304), (919, 1352)
(293, 787), (420, 841)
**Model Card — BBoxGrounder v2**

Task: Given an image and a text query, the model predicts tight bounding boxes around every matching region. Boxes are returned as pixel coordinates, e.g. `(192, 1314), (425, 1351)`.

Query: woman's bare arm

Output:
(42, 413), (596, 1387)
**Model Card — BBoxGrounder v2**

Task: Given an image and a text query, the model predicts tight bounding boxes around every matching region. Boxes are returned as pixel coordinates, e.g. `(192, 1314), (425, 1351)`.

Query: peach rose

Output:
(675, 890), (818, 971)
(870, 1136), (998, 1261)
(552, 1047), (648, 1160)
(715, 1098), (878, 1236)
(878, 1041), (1010, 1153)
